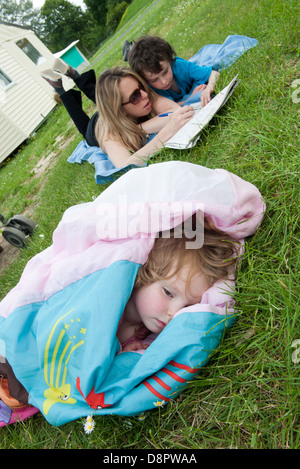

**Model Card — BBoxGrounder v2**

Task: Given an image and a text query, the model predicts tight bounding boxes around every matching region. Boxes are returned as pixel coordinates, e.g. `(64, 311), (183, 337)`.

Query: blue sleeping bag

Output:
(0, 162), (265, 426)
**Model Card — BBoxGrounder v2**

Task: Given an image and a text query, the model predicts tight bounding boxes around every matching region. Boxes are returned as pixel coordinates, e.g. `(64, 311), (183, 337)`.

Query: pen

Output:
(158, 112), (173, 117)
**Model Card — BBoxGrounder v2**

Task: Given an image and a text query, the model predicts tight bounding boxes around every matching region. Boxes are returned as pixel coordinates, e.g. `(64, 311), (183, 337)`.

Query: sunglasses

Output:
(122, 83), (146, 106)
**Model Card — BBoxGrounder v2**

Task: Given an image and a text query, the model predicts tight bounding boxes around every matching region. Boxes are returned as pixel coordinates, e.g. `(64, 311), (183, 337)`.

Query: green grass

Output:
(0, 0), (299, 450)
(116, 0), (155, 31)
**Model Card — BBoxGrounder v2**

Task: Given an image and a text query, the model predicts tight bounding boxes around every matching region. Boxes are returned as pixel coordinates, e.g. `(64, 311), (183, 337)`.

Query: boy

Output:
(127, 35), (220, 107)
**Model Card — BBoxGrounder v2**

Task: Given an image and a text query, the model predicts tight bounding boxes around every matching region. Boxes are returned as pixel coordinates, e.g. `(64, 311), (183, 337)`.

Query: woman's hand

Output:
(141, 105), (193, 135)
(160, 105), (194, 139)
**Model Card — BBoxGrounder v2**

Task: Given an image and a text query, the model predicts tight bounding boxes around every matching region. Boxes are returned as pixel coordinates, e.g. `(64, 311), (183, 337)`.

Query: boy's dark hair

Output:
(128, 36), (176, 77)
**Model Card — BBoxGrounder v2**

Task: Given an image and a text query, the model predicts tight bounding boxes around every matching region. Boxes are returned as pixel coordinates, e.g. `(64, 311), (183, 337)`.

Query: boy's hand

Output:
(191, 84), (207, 95)
(200, 87), (214, 107)
(201, 70), (220, 107)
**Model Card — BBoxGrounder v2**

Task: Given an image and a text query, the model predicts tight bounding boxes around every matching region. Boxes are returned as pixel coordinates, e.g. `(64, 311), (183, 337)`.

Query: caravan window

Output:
(0, 69), (14, 90)
(16, 38), (46, 66)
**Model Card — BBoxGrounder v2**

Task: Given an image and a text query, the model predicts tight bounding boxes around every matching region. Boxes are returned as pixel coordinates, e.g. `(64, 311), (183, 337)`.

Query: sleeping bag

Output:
(0, 161), (265, 426)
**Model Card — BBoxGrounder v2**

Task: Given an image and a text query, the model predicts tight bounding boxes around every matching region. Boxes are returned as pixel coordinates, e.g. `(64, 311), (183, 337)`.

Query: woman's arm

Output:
(140, 114), (173, 135)
(151, 93), (180, 114)
(140, 94), (181, 134)
(103, 106), (194, 168)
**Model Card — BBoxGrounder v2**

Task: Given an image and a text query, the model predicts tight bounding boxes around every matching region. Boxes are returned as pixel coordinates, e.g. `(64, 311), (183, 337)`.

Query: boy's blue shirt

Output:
(151, 56), (212, 102)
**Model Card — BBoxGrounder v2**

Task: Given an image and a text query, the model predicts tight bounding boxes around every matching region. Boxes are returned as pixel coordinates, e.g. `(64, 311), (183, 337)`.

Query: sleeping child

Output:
(0, 216), (238, 407)
(120, 217), (238, 352)
(0, 161), (265, 426)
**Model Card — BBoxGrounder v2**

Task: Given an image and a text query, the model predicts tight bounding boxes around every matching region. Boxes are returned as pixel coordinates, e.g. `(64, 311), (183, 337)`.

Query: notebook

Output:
(165, 75), (239, 149)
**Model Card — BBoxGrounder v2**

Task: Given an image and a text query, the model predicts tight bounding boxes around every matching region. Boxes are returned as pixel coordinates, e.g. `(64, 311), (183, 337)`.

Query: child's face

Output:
(128, 266), (209, 334)
(142, 60), (174, 91)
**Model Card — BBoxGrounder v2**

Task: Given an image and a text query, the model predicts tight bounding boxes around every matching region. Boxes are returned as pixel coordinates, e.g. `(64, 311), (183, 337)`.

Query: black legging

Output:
(60, 69), (99, 147)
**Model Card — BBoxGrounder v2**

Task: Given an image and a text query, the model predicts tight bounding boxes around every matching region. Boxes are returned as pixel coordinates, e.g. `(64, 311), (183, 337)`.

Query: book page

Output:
(165, 76), (239, 149)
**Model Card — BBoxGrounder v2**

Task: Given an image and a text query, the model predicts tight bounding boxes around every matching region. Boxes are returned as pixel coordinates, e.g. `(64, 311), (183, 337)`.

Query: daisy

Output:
(84, 415), (95, 434)
(153, 400), (166, 407)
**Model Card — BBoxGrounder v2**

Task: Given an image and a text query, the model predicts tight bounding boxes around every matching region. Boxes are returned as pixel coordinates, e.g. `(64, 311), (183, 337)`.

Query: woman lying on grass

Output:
(42, 60), (194, 169)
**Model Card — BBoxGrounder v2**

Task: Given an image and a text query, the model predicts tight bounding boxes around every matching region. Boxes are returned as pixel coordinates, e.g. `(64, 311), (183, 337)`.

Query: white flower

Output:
(153, 400), (166, 407)
(123, 419), (133, 429)
(84, 415), (95, 434)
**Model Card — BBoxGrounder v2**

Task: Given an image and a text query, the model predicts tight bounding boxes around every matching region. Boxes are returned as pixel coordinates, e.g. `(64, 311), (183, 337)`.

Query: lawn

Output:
(0, 0), (299, 450)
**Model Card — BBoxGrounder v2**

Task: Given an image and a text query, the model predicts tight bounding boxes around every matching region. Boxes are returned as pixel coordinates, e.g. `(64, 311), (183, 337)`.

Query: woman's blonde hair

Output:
(135, 216), (240, 295)
(95, 67), (156, 152)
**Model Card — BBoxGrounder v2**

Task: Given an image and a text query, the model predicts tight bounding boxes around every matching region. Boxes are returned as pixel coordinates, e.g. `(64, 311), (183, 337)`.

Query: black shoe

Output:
(122, 40), (133, 61)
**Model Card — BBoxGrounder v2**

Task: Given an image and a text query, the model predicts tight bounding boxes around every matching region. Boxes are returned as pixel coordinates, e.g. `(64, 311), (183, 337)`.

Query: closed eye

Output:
(163, 287), (173, 298)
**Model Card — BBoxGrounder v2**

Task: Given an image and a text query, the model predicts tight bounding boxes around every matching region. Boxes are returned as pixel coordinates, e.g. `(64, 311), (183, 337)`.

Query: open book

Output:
(165, 75), (239, 149)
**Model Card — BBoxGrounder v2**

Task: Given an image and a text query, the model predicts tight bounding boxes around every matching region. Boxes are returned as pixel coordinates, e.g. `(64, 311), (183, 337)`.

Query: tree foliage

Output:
(0, 0), (132, 56)
(83, 0), (107, 26)
(41, 0), (87, 52)
(106, 0), (128, 31)
(0, 0), (44, 37)
(40, 0), (107, 54)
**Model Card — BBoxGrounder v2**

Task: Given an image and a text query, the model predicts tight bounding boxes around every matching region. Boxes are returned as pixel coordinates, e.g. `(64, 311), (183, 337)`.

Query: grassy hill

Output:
(0, 0), (299, 449)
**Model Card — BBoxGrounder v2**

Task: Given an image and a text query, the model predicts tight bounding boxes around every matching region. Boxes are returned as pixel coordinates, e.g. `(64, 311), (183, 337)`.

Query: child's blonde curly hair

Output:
(135, 215), (240, 295)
